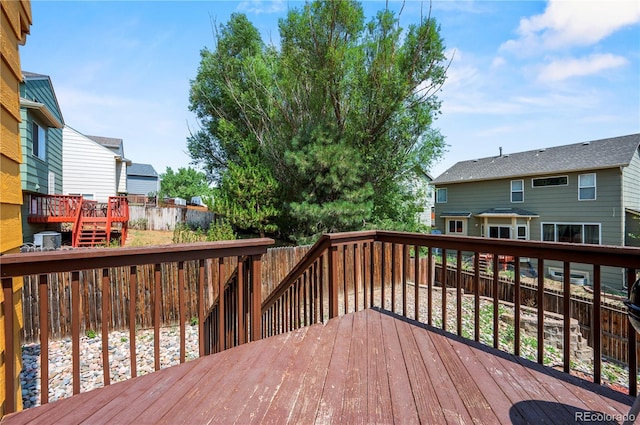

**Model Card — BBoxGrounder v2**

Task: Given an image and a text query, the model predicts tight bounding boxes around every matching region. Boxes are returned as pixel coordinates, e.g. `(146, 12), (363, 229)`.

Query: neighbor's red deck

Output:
(2, 309), (633, 424)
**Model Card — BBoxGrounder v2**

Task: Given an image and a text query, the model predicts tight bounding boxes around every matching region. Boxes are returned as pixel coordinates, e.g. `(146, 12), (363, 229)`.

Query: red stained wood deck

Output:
(2, 309), (634, 424)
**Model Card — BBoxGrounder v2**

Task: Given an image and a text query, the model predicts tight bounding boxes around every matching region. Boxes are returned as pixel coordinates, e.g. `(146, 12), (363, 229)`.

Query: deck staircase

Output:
(74, 216), (110, 247)
(27, 194), (129, 248)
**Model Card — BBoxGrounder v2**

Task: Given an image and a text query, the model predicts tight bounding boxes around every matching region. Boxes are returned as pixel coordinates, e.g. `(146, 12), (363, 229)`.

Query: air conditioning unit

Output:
(33, 231), (61, 249)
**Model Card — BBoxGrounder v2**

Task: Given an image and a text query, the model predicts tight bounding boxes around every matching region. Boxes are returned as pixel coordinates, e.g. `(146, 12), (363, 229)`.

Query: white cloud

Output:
(537, 53), (629, 82)
(237, 0), (286, 15)
(501, 0), (640, 53)
(491, 56), (506, 68)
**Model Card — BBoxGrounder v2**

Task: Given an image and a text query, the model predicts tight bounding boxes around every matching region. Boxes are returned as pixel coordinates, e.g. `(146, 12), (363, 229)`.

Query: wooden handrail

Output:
(375, 231), (640, 267)
(260, 230), (640, 396)
(263, 230), (640, 316)
(0, 238), (274, 414)
(0, 239), (274, 277)
(261, 231), (378, 312)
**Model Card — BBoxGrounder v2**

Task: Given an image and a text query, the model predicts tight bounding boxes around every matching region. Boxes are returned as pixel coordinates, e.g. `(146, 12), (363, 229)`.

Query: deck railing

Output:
(1, 231), (639, 416)
(202, 255), (264, 354)
(261, 231), (640, 396)
(0, 239), (273, 414)
(27, 195), (82, 223)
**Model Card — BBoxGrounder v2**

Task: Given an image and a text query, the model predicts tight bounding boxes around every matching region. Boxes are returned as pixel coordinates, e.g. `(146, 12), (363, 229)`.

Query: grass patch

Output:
(126, 230), (174, 247)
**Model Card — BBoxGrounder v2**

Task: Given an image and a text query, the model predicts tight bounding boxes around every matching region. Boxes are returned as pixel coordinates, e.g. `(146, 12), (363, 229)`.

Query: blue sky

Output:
(21, 0), (640, 179)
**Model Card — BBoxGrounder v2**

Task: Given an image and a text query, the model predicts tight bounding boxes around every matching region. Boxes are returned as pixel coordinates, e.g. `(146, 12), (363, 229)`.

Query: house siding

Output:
(434, 167), (626, 290)
(63, 126), (117, 202)
(115, 161), (127, 194)
(623, 147), (640, 210)
(127, 175), (159, 196)
(20, 79), (63, 195)
(624, 148), (640, 247)
(1, 0), (31, 414)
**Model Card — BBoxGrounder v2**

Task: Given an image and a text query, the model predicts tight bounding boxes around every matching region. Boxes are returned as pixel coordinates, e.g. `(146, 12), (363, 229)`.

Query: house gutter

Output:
(20, 97), (62, 128)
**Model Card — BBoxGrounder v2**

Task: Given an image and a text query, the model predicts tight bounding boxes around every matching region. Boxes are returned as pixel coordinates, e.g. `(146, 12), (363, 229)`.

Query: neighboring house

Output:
(127, 163), (160, 196)
(432, 134), (640, 291)
(19, 71), (64, 243)
(86, 135), (130, 196)
(63, 126), (131, 202)
(1, 0), (32, 413)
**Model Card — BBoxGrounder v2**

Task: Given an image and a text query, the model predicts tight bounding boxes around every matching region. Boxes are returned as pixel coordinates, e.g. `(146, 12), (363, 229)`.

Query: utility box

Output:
(33, 231), (61, 249)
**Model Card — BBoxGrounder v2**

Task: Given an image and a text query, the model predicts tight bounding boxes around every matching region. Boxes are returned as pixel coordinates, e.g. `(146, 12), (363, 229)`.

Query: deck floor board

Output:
(1, 308), (634, 425)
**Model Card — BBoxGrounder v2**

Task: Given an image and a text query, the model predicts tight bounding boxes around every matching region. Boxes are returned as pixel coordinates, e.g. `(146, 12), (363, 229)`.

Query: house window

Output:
(447, 219), (464, 234)
(436, 188), (447, 203)
(32, 121), (46, 160)
(578, 173), (596, 200)
(542, 223), (600, 244)
(532, 175), (568, 187)
(489, 226), (510, 239)
(69, 193), (94, 200)
(517, 225), (527, 240)
(511, 180), (524, 202)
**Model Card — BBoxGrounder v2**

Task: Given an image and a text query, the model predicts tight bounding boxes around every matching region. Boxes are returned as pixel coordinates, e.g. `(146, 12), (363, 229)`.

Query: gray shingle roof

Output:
(433, 134), (640, 185)
(476, 207), (539, 217)
(128, 163), (159, 177)
(86, 135), (124, 156)
(23, 71), (49, 79)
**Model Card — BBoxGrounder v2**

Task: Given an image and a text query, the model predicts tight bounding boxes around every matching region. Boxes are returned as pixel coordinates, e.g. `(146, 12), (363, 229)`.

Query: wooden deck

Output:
(2, 308), (634, 424)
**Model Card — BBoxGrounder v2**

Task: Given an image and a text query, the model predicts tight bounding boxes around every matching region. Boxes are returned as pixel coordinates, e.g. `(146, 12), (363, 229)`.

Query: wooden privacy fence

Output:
(20, 246), (312, 343)
(19, 242), (636, 364)
(433, 266), (635, 364)
(21, 259), (237, 342)
(128, 205), (215, 230)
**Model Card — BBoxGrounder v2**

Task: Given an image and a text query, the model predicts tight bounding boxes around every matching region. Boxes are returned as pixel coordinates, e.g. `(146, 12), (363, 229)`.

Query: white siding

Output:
(115, 161), (127, 194)
(63, 126), (117, 202)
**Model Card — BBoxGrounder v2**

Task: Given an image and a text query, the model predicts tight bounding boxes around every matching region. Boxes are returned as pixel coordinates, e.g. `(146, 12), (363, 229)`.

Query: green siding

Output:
(20, 76), (64, 245)
(20, 77), (63, 195)
(623, 147), (640, 210)
(434, 168), (627, 290)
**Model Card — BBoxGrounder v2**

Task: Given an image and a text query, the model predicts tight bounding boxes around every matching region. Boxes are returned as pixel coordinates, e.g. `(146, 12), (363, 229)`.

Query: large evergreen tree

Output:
(189, 1), (447, 242)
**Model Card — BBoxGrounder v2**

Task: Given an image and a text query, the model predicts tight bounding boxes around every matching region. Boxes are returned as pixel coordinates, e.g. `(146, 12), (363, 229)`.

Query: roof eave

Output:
(20, 97), (63, 128)
(475, 213), (540, 218)
(433, 165), (626, 186)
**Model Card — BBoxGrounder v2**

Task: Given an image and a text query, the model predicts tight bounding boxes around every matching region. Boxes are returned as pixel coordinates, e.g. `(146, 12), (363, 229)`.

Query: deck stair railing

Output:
(261, 230), (640, 397)
(0, 239), (273, 415)
(202, 256), (263, 354)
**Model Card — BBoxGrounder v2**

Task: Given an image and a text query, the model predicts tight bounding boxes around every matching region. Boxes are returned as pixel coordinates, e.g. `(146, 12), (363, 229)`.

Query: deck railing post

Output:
(628, 268), (638, 397)
(328, 246), (339, 318)
(2, 277), (16, 415)
(251, 255), (262, 342)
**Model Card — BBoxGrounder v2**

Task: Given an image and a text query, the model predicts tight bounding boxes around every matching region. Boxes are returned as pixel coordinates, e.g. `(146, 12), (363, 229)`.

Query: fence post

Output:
(328, 246), (339, 318)
(251, 255), (262, 342)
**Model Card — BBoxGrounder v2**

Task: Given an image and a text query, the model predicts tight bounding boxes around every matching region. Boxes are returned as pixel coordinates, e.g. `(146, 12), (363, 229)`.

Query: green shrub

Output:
(129, 218), (149, 230)
(173, 220), (236, 244)
(207, 219), (236, 241)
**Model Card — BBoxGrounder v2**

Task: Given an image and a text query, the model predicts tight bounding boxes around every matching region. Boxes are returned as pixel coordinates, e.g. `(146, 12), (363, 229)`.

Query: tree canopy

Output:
(159, 167), (214, 203)
(188, 0), (447, 243)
